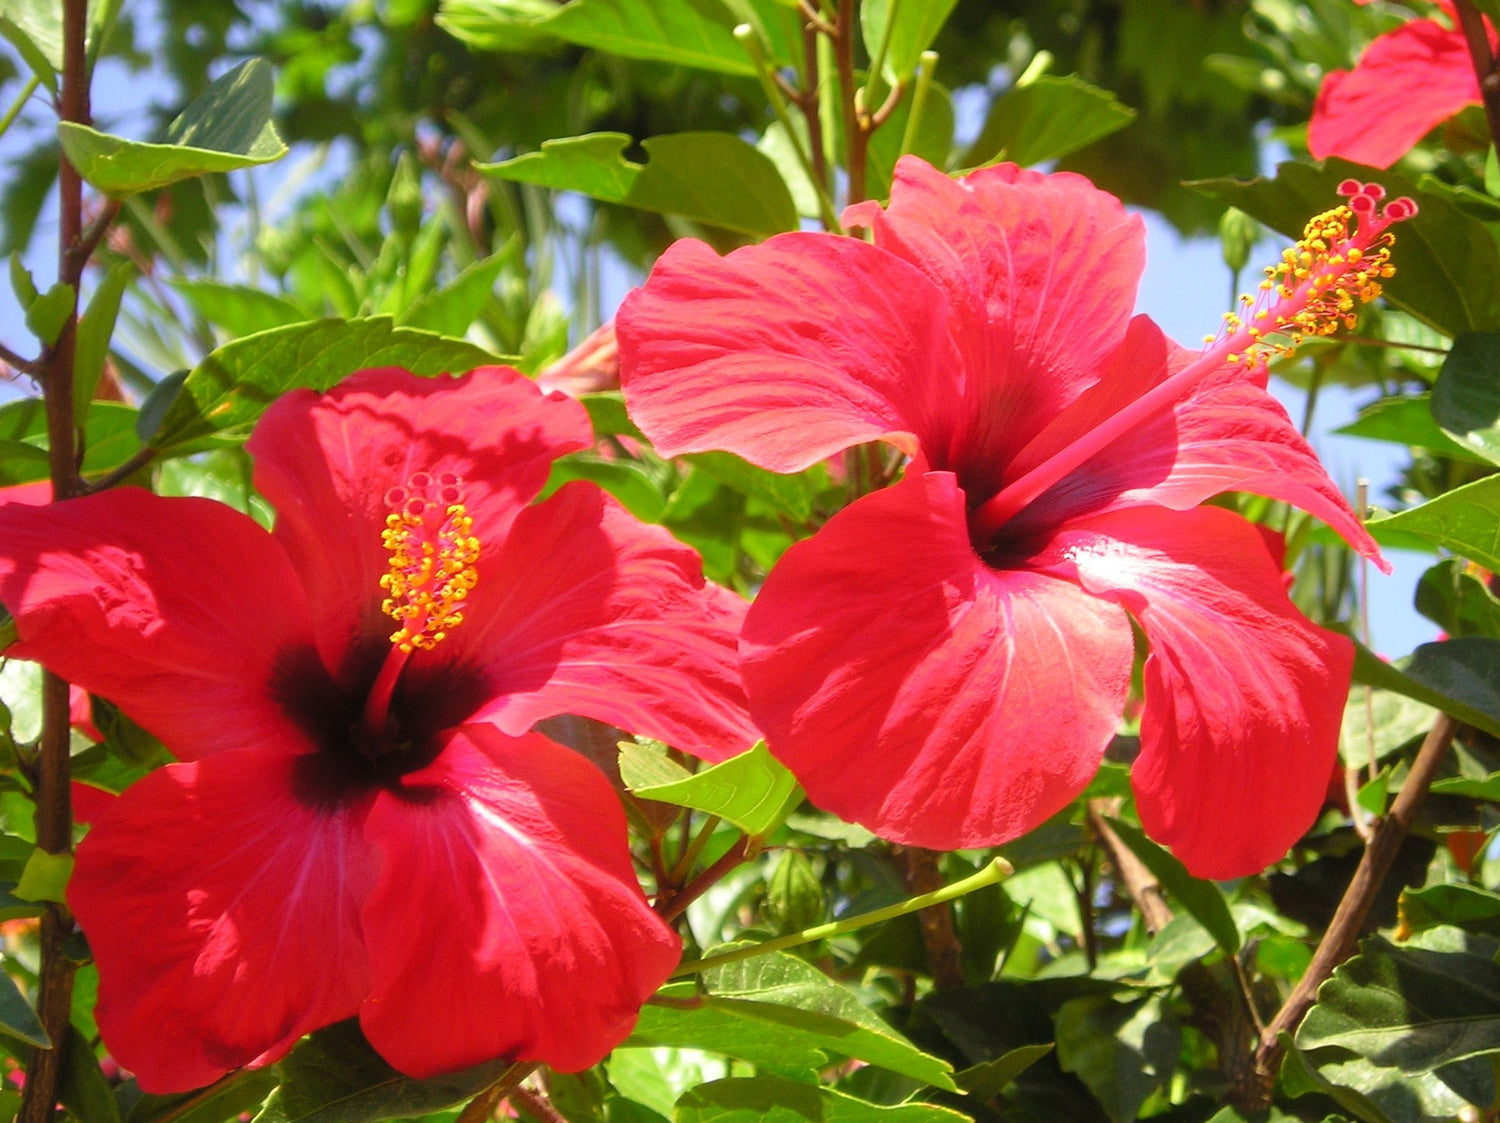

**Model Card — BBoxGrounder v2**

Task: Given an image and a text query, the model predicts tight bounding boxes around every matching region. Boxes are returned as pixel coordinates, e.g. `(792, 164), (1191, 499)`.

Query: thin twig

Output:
(1252, 713), (1461, 1098)
(455, 1063), (537, 1123)
(797, 0), (835, 36)
(508, 1083), (569, 1123)
(656, 836), (751, 923)
(64, 198), (122, 278)
(1088, 800), (1172, 932)
(0, 341), (38, 374)
(800, 21), (829, 201)
(1088, 799), (1264, 1105)
(82, 446), (157, 493)
(20, 3), (93, 1115)
(1454, 0), (1500, 156)
(898, 846), (965, 989)
(833, 0), (866, 204)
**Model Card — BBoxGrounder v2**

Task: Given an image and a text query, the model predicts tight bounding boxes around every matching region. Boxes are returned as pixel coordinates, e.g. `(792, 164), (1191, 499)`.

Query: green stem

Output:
(0, 74), (40, 143)
(668, 814), (722, 886)
(671, 856), (1011, 978)
(734, 24), (842, 232)
(897, 50), (938, 160)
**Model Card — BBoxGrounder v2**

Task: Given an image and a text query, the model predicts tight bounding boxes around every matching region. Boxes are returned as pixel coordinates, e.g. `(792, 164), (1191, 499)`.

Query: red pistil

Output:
(967, 181), (1416, 544)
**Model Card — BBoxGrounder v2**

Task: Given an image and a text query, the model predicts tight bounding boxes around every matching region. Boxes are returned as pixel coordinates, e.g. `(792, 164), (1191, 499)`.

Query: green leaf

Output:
(1334, 396), (1486, 464)
(1191, 159), (1500, 337)
(149, 317), (506, 455)
(1298, 933), (1500, 1072)
(56, 60), (286, 197)
(0, 400), (144, 486)
(1353, 638), (1500, 740)
(253, 1020), (511, 1123)
(1102, 817), (1240, 954)
(581, 392), (647, 441)
(399, 250), (509, 336)
(61, 1027), (123, 1123)
(1368, 475), (1500, 572)
(24, 280), (74, 346)
(435, 0), (562, 53)
(954, 1043), (1053, 1100)
(74, 262), (132, 414)
(703, 955), (956, 1090)
(1399, 883), (1500, 938)
(1432, 331), (1500, 465)
(860, 0), (958, 80)
(617, 738), (694, 787)
(1415, 558), (1500, 639)
(1055, 992), (1181, 1123)
(0, 0), (62, 87)
(544, 455), (667, 522)
(675, 1076), (969, 1122)
(0, 966), (48, 1047)
(126, 1070), (279, 1123)
(479, 132), (797, 238)
(622, 741), (800, 838)
(1277, 1033), (1396, 1123)
(636, 955), (958, 1090)
(8, 253), (37, 307)
(686, 450), (818, 521)
(961, 74), (1136, 169)
(169, 280), (309, 337)
(13, 847), (72, 903)
(539, 0), (755, 75)
(1339, 686), (1438, 767)
(1431, 771), (1500, 799)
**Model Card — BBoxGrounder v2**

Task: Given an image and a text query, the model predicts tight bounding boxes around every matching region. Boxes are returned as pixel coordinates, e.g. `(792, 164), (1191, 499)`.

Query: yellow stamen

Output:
(379, 472), (481, 652)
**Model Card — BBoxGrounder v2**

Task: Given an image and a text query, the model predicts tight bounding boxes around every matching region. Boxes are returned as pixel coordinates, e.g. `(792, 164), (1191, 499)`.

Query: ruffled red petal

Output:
(0, 488), (325, 761)
(359, 725), (680, 1076)
(1045, 506), (1352, 878)
(849, 157), (1145, 492)
(1002, 316), (1381, 564)
(69, 748), (375, 1092)
(1309, 19), (1478, 168)
(618, 233), (954, 472)
(405, 481), (758, 760)
(247, 366), (592, 686)
(742, 472), (1134, 849)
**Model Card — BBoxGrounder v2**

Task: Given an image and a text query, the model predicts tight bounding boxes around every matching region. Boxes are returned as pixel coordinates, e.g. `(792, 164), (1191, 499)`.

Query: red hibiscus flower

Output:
(1309, 0), (1483, 168)
(618, 157), (1411, 879)
(0, 365), (757, 1093)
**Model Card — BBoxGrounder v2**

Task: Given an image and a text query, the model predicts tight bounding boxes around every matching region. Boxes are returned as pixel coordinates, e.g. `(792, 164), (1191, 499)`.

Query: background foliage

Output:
(4, 0), (1500, 1120)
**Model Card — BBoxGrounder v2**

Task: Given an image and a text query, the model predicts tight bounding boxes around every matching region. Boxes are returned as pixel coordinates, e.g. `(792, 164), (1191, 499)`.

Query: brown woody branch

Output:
(1454, 0), (1500, 157)
(1251, 713), (1460, 1098)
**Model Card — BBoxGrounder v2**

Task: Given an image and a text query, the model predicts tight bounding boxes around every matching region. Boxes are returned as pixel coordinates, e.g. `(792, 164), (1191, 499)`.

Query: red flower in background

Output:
(619, 157), (1411, 878)
(0, 366), (757, 1092)
(1309, 0), (1483, 168)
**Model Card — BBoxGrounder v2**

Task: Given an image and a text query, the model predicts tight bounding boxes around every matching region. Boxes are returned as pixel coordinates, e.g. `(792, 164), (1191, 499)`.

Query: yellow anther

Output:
(380, 473), (481, 653)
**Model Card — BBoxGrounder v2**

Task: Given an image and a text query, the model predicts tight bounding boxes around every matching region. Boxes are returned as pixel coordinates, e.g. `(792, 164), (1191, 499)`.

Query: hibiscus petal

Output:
(1001, 316), (1381, 564)
(1045, 506), (1352, 879)
(247, 365), (593, 685)
(849, 157), (1145, 486)
(68, 747), (375, 1093)
(0, 488), (327, 761)
(359, 725), (680, 1077)
(617, 232), (956, 472)
(742, 472), (1134, 849)
(403, 481), (758, 761)
(1308, 19), (1478, 168)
